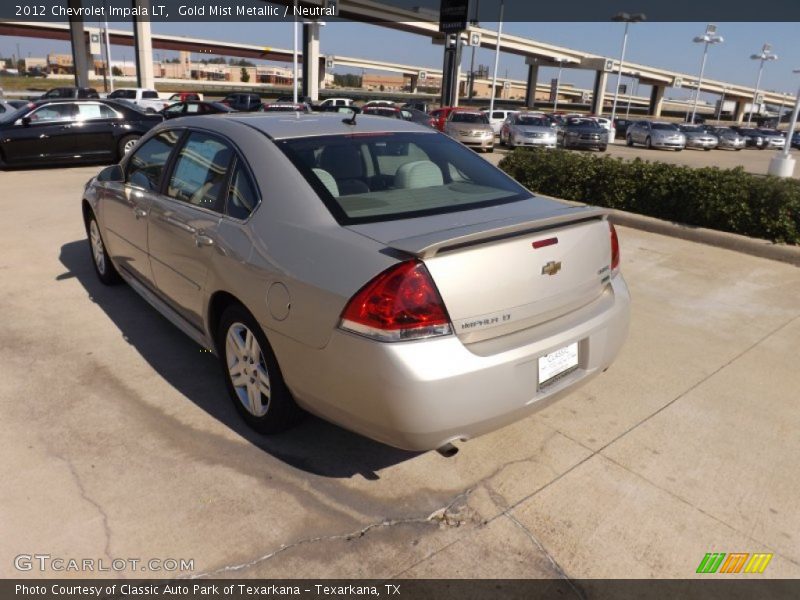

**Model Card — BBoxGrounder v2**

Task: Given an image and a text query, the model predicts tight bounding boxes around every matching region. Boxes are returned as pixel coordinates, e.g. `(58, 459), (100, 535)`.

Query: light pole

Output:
(552, 59), (565, 113)
(292, 0), (299, 103)
(609, 12), (645, 141)
(689, 24), (724, 124)
(716, 86), (728, 123)
(625, 72), (639, 120)
(747, 43), (778, 126)
(488, 0), (504, 115)
(767, 69), (800, 178)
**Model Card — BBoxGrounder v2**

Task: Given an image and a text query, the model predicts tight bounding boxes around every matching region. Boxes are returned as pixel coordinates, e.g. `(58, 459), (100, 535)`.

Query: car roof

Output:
(185, 112), (430, 139)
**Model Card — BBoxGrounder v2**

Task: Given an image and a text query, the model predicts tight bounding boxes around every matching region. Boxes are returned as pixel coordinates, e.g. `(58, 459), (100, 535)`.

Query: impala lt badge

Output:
(541, 261), (562, 276)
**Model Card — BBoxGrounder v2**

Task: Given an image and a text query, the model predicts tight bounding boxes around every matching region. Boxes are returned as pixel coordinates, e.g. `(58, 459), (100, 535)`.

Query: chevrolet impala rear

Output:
(84, 114), (629, 453)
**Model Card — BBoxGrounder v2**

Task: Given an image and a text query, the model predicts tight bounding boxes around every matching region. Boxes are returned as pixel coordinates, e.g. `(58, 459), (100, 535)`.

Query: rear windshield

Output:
(451, 113), (489, 124)
(277, 132), (528, 224)
(566, 119), (600, 128)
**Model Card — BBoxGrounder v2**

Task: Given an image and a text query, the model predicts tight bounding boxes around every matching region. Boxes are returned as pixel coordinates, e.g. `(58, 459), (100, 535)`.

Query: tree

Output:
(240, 67), (250, 83)
(112, 66), (123, 77)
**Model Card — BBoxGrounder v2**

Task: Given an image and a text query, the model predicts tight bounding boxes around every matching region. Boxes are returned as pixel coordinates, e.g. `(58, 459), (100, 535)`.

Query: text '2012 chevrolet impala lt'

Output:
(82, 113), (630, 452)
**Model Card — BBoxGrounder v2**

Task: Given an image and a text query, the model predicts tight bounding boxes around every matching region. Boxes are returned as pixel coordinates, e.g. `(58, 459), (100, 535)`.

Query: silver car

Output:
(626, 121), (686, 150)
(678, 125), (718, 151)
(444, 111), (495, 152)
(756, 129), (786, 149)
(500, 113), (557, 149)
(708, 127), (746, 151)
(82, 114), (630, 451)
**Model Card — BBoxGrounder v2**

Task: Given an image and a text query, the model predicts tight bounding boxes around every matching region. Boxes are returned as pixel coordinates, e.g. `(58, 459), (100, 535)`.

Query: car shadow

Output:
(58, 239), (419, 479)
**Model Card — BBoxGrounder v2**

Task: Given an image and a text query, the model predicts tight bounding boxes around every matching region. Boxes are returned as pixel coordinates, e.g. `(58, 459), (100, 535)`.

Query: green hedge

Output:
(498, 149), (800, 245)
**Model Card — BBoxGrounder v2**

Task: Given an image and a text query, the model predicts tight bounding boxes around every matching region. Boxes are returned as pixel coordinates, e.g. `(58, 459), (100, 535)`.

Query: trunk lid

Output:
(348, 199), (613, 343)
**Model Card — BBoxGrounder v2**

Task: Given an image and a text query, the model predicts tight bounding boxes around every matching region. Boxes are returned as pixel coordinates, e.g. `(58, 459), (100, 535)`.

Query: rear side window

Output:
(75, 103), (118, 120)
(492, 111), (505, 119)
(225, 164), (259, 220)
(142, 91), (159, 99)
(167, 132), (234, 212)
(126, 131), (181, 191)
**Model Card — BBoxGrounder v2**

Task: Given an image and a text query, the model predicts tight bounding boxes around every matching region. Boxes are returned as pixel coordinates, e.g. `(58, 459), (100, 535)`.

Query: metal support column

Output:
(132, 0), (155, 89)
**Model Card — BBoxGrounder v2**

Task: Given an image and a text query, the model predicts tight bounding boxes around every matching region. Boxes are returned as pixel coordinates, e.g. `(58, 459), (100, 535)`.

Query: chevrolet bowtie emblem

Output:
(541, 261), (562, 276)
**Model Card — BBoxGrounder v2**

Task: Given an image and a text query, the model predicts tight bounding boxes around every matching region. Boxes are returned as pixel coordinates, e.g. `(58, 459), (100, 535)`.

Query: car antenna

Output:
(342, 111), (357, 126)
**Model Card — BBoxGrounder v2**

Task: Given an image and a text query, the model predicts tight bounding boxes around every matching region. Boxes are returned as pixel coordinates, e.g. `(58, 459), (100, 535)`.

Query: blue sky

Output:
(2, 20), (798, 99)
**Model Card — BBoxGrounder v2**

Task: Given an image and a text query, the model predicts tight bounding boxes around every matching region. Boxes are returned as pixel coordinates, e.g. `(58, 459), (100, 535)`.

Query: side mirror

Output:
(97, 164), (124, 183)
(20, 116), (32, 126)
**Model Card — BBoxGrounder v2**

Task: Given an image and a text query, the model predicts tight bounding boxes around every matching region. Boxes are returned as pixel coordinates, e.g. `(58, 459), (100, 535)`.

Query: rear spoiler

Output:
(387, 206), (608, 258)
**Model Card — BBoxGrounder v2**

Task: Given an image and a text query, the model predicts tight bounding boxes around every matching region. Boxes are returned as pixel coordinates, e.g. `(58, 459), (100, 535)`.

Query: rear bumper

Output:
(274, 276), (631, 451)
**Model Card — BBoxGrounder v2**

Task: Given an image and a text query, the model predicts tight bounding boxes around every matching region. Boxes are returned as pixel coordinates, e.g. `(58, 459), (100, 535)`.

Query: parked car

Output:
(401, 101), (432, 113)
(362, 100), (396, 108)
(107, 88), (169, 113)
(7, 99), (30, 109)
(81, 113), (630, 451)
(318, 98), (353, 108)
(0, 99), (162, 168)
(557, 117), (608, 151)
(429, 106), (459, 131)
(221, 92), (263, 112)
(500, 113), (557, 149)
(400, 108), (436, 128)
(481, 108), (520, 135)
(730, 127), (766, 149)
(626, 121), (685, 150)
(260, 102), (312, 113)
(613, 118), (636, 136)
(160, 101), (234, 119)
(756, 129), (786, 149)
(590, 116), (613, 132)
(0, 100), (19, 114)
(362, 106), (403, 119)
(678, 124), (718, 151)
(168, 92), (203, 102)
(706, 127), (746, 151)
(792, 131), (800, 149)
(444, 110), (495, 152)
(40, 86), (99, 99)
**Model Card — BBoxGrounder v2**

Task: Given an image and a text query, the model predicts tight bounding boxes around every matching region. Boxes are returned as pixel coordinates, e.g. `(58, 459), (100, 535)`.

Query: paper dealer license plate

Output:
(538, 342), (579, 388)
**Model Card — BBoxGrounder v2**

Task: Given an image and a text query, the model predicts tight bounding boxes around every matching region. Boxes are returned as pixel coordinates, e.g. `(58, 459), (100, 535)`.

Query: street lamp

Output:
(767, 69), (800, 178)
(747, 43), (778, 126)
(689, 24), (723, 124)
(609, 12), (646, 141)
(488, 0), (505, 115)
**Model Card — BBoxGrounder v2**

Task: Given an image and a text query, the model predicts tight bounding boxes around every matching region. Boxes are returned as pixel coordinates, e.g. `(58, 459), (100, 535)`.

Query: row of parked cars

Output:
(623, 121), (788, 152)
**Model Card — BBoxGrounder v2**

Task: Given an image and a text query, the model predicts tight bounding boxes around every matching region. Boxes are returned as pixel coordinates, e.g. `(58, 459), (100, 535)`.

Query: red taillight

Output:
(610, 222), (620, 272)
(340, 260), (452, 342)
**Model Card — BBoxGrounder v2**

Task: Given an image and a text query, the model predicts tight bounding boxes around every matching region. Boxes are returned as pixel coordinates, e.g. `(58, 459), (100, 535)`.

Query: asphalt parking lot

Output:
(1, 164), (799, 582)
(487, 139), (799, 178)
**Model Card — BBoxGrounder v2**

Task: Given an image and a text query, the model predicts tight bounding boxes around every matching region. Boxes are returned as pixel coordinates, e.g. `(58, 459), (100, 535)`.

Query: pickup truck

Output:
(106, 88), (169, 113)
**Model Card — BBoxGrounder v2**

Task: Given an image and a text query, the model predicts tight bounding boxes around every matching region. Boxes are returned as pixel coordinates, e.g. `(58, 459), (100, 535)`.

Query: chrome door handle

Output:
(133, 207), (147, 219)
(194, 233), (214, 247)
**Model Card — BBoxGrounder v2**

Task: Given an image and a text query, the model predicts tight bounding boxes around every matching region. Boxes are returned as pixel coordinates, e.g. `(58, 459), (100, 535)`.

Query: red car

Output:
(429, 106), (462, 132)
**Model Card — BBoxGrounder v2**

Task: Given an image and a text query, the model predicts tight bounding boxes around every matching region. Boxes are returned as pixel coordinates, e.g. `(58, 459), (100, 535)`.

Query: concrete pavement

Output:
(1, 165), (798, 582)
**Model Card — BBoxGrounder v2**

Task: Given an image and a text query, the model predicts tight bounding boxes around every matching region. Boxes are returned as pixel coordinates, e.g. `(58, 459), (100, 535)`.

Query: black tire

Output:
(645, 136), (652, 149)
(599, 145), (607, 152)
(626, 134), (634, 147)
(118, 134), (140, 159)
(736, 148), (742, 151)
(675, 148), (683, 152)
(218, 304), (303, 434)
(704, 148), (712, 151)
(86, 211), (121, 285)
(487, 147), (494, 153)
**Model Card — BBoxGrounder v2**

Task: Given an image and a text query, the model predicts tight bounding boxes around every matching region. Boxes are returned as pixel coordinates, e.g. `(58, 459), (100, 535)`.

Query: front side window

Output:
(142, 91), (159, 99)
(126, 130), (181, 191)
(108, 89), (136, 100)
(278, 132), (528, 224)
(29, 103), (74, 122)
(167, 132), (233, 212)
